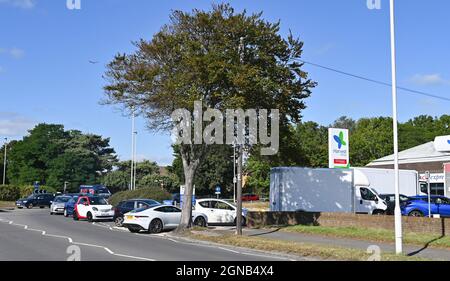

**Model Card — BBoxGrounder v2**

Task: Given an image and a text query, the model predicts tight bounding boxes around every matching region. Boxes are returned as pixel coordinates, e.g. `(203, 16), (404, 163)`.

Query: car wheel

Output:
(115, 216), (124, 227)
(87, 212), (94, 222)
(27, 203), (33, 209)
(148, 219), (163, 234)
(50, 211), (53, 215)
(409, 210), (424, 217)
(73, 211), (79, 221)
(193, 216), (207, 228)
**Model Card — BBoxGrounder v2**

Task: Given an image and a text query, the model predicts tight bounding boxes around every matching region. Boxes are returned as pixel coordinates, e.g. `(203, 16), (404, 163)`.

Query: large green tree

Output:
(103, 4), (315, 231)
(7, 124), (117, 191)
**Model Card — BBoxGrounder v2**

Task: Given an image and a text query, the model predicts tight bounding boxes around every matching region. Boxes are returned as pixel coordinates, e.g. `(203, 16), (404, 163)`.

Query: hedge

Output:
(0, 185), (58, 201)
(109, 187), (172, 206)
(0, 185), (21, 201)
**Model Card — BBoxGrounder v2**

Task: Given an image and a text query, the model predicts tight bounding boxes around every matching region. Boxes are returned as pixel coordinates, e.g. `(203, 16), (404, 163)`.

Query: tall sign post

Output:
(425, 171), (431, 218)
(328, 128), (349, 169)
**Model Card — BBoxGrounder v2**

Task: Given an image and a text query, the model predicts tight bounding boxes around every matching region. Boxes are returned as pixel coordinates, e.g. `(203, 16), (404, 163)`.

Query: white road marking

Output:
(0, 218), (156, 261)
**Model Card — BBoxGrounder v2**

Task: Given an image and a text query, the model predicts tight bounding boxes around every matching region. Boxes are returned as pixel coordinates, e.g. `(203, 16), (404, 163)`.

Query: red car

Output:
(242, 194), (259, 201)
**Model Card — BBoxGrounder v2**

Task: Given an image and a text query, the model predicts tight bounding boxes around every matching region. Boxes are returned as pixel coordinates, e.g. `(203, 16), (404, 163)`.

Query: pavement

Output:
(0, 208), (306, 261)
(207, 226), (450, 260)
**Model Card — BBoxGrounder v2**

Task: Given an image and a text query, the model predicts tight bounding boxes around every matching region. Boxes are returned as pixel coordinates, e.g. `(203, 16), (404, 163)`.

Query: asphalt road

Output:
(0, 208), (300, 261)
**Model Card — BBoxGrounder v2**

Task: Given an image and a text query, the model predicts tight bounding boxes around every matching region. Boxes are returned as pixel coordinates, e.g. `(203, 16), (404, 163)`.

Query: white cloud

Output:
(410, 73), (449, 86)
(0, 47), (25, 59)
(0, 0), (36, 9)
(0, 112), (36, 137)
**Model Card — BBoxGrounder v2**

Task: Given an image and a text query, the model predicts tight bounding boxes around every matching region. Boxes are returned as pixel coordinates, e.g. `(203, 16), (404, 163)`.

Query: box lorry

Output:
(353, 167), (421, 196)
(79, 185), (111, 198)
(270, 167), (387, 215)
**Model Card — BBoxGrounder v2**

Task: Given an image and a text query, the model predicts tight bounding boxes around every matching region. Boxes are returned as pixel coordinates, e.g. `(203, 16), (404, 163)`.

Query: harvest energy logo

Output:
(333, 131), (347, 149)
(328, 128), (349, 169)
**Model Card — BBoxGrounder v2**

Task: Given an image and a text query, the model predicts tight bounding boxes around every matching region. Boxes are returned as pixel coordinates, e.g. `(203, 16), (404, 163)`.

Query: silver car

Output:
(50, 195), (72, 215)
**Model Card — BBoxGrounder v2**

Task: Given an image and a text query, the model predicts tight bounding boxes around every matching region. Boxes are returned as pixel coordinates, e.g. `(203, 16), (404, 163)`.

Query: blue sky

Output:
(1, 0), (449, 165)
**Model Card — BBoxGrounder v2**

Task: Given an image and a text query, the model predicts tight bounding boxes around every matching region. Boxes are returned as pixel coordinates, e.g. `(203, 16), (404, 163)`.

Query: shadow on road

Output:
(407, 218), (446, 256)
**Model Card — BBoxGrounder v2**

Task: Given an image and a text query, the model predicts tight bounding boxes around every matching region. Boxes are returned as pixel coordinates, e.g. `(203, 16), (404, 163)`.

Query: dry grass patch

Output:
(188, 232), (428, 261)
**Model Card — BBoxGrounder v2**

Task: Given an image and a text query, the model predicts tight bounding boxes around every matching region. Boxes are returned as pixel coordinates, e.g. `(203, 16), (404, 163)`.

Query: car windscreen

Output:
(97, 188), (110, 194)
(142, 199), (159, 205)
(54, 197), (71, 203)
(131, 204), (161, 213)
(89, 197), (108, 205)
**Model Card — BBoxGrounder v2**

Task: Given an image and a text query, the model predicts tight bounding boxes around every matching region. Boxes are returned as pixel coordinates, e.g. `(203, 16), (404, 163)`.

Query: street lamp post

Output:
(235, 37), (245, 236)
(389, 0), (403, 255)
(130, 107), (136, 190)
(3, 138), (7, 186)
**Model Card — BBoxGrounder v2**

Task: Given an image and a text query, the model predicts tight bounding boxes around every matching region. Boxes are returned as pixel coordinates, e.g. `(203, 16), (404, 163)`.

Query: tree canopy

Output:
(6, 124), (117, 191)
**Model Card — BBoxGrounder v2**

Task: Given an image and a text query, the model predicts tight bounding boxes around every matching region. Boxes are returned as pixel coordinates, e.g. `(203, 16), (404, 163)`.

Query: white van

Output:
(270, 167), (387, 215)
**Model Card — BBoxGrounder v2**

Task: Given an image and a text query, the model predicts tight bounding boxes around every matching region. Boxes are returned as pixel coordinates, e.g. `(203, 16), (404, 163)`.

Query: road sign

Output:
(215, 186), (221, 195)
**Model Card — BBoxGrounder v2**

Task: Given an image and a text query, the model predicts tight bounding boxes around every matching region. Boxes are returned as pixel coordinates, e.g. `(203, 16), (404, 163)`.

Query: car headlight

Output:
(92, 207), (98, 211)
(23, 200), (27, 203)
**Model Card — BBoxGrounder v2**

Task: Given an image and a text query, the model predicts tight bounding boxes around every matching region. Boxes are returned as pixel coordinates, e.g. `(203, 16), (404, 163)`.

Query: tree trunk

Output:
(174, 145), (202, 233)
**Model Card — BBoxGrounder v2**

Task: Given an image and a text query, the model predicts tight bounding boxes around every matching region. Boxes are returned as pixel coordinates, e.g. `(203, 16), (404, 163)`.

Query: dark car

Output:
(16, 193), (55, 209)
(242, 194), (260, 202)
(113, 199), (160, 226)
(379, 194), (410, 215)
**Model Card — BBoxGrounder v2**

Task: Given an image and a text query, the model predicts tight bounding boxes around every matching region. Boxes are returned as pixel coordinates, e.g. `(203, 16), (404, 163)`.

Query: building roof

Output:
(367, 140), (450, 166)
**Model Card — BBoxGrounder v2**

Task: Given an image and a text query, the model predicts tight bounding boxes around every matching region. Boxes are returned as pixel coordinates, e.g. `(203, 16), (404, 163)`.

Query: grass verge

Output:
(188, 232), (428, 261)
(0, 201), (15, 209)
(282, 225), (450, 249)
(242, 201), (270, 211)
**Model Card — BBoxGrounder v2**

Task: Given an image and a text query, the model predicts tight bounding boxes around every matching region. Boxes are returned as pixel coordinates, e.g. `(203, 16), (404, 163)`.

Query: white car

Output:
(195, 199), (247, 225)
(122, 205), (208, 233)
(50, 195), (72, 215)
(73, 195), (115, 222)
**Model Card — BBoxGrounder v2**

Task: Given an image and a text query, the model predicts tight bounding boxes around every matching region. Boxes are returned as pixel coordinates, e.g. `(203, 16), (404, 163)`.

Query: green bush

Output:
(0, 185), (21, 201)
(109, 187), (172, 206)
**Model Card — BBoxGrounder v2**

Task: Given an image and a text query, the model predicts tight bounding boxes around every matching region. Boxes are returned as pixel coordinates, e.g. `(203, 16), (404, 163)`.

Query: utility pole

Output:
(130, 107), (135, 190)
(236, 37), (245, 236)
(64, 181), (69, 194)
(133, 130), (137, 190)
(389, 0), (403, 255)
(232, 142), (236, 203)
(2, 137), (7, 185)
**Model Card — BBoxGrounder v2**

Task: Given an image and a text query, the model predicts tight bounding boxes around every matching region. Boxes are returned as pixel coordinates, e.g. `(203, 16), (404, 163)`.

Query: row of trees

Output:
(244, 114), (450, 196)
(1, 124), (117, 192)
(101, 160), (179, 193)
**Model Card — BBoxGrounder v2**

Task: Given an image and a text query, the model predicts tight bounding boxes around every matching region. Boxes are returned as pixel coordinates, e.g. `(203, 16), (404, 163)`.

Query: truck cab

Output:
(353, 169), (387, 214)
(355, 186), (387, 215)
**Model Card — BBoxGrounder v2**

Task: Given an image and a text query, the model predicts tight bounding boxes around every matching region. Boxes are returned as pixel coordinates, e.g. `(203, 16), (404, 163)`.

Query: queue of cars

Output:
(16, 191), (249, 234)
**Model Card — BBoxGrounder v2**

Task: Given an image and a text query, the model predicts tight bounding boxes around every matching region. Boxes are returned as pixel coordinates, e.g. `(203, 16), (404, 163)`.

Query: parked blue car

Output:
(63, 194), (82, 217)
(401, 195), (450, 217)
